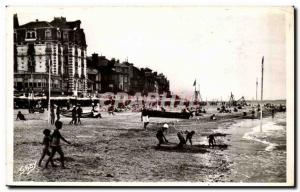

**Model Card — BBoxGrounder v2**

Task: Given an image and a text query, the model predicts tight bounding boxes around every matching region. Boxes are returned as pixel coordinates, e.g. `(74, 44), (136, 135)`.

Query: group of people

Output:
(156, 124), (195, 148)
(16, 103), (221, 170)
(50, 104), (61, 125)
(38, 120), (71, 169)
(155, 123), (216, 148)
(69, 105), (83, 125)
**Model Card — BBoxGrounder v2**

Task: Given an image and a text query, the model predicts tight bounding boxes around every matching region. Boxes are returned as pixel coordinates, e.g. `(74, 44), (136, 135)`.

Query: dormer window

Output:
(25, 30), (36, 40)
(45, 29), (51, 39)
(63, 31), (68, 40)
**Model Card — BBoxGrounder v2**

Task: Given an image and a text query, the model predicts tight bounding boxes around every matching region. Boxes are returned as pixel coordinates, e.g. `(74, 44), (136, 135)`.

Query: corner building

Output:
(13, 15), (87, 96)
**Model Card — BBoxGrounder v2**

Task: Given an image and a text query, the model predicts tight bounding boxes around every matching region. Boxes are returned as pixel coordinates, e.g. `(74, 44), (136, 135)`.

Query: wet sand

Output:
(13, 108), (286, 183)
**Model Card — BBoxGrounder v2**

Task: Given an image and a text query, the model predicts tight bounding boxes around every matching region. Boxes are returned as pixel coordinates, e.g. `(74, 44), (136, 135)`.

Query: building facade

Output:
(87, 53), (170, 96)
(13, 14), (87, 97)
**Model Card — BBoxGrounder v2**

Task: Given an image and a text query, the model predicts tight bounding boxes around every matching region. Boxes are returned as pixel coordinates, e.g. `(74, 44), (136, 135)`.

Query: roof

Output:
(18, 21), (53, 29)
(87, 68), (98, 74)
(50, 17), (81, 29)
(17, 17), (81, 30)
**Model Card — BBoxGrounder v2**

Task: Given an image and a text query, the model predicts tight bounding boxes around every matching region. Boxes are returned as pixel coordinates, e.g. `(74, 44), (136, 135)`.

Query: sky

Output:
(9, 6), (293, 100)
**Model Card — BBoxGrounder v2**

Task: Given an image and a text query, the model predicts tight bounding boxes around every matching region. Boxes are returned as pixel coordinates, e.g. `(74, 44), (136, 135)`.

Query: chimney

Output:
(92, 53), (99, 65)
(13, 14), (19, 28)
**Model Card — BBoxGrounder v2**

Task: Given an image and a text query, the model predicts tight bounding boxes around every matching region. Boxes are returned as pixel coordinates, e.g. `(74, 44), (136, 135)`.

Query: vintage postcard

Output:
(6, 6), (294, 186)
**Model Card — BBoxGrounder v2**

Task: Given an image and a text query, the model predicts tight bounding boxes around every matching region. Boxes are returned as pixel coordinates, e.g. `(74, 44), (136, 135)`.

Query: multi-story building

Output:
(156, 73), (170, 95)
(86, 53), (170, 96)
(86, 53), (102, 95)
(13, 14), (87, 97)
(87, 54), (130, 94)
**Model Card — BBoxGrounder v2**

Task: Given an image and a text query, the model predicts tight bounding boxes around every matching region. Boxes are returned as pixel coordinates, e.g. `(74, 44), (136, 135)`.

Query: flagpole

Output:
(260, 56), (264, 132)
(256, 77), (258, 102)
(195, 79), (196, 100)
(193, 79), (197, 101)
(48, 59), (51, 124)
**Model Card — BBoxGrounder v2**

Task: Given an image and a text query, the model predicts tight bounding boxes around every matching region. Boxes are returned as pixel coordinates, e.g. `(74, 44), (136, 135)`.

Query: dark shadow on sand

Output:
(154, 143), (229, 154)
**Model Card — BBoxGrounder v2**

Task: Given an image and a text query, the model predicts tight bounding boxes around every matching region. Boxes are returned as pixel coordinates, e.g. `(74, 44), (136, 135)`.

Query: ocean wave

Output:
(242, 122), (285, 151)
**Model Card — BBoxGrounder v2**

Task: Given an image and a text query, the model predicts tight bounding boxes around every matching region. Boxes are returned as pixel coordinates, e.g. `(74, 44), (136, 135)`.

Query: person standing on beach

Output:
(56, 105), (61, 120)
(77, 105), (83, 124)
(69, 106), (77, 125)
(208, 134), (216, 148)
(271, 108), (275, 118)
(108, 104), (115, 115)
(50, 105), (55, 125)
(141, 106), (149, 129)
(45, 120), (71, 169)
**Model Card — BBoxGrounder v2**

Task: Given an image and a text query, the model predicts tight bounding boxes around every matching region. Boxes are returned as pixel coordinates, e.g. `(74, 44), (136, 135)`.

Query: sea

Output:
(226, 112), (287, 182)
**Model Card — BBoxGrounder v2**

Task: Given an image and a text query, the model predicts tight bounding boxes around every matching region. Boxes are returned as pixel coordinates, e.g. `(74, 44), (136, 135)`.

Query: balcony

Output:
(25, 37), (37, 42)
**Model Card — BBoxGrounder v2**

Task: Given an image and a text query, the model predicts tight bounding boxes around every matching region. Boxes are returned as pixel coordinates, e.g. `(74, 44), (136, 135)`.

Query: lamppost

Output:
(47, 58), (52, 124)
(74, 73), (79, 98)
(28, 57), (34, 113)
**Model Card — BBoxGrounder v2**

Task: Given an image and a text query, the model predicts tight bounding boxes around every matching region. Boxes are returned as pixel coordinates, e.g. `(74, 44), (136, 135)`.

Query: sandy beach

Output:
(13, 106), (286, 183)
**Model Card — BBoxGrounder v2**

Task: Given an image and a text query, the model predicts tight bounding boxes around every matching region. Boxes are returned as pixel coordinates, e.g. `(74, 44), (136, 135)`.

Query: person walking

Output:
(45, 121), (71, 169)
(38, 129), (55, 167)
(69, 106), (77, 125)
(77, 105), (83, 124)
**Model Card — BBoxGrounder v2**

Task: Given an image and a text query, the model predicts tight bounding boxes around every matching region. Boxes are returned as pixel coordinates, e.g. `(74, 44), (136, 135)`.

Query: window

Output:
(45, 29), (51, 39)
(57, 31), (61, 38)
(26, 31), (36, 39)
(46, 43), (51, 49)
(63, 32), (68, 40)
(14, 32), (17, 41)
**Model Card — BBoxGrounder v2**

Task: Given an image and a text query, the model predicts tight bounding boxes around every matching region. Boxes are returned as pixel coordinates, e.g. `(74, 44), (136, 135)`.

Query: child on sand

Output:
(16, 111), (26, 120)
(208, 134), (216, 148)
(177, 131), (186, 148)
(38, 129), (55, 167)
(45, 121), (71, 169)
(156, 124), (169, 147)
(185, 130), (195, 145)
(141, 106), (149, 129)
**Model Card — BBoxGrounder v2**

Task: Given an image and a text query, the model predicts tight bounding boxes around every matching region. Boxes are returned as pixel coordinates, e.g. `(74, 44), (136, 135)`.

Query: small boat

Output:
(61, 111), (101, 118)
(144, 110), (191, 119)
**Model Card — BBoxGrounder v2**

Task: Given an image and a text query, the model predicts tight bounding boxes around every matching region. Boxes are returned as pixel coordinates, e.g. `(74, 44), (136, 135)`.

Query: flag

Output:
(262, 56), (264, 64)
(193, 79), (196, 86)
